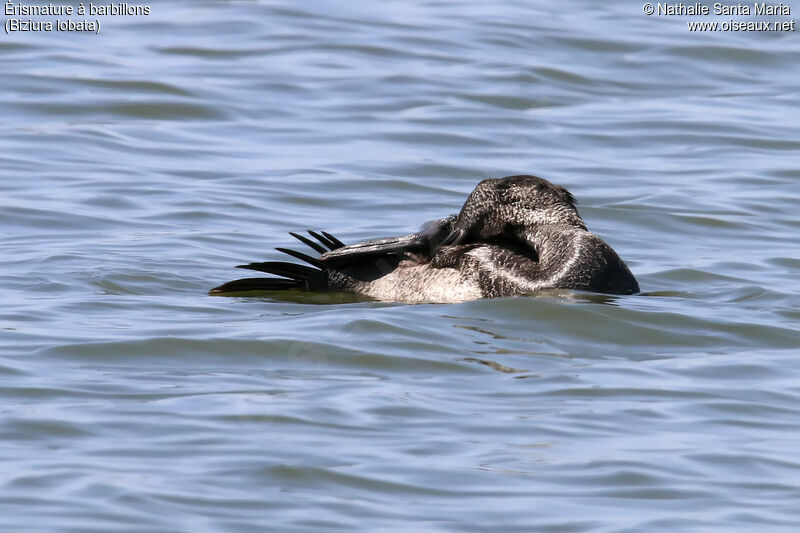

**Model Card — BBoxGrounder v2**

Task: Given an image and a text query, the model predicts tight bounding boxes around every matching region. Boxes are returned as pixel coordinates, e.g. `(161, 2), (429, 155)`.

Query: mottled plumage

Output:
(210, 175), (639, 302)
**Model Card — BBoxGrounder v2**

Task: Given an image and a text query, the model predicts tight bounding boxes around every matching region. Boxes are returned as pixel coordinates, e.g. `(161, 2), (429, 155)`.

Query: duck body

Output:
(211, 175), (639, 302)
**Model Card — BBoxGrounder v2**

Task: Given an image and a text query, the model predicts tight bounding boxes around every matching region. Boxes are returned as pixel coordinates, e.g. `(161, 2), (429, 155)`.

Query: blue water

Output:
(2, 1), (800, 531)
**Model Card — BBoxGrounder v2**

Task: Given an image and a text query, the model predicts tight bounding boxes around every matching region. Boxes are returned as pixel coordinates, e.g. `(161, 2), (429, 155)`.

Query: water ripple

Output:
(2, 0), (800, 531)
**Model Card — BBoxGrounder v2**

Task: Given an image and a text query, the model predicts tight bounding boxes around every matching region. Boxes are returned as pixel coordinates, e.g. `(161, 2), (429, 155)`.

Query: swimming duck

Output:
(210, 175), (639, 302)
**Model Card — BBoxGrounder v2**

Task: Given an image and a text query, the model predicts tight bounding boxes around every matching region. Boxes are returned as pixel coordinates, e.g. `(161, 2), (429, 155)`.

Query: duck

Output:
(210, 175), (639, 302)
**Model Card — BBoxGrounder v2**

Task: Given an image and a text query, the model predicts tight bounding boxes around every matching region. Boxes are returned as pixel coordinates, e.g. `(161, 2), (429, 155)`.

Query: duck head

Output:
(441, 175), (587, 246)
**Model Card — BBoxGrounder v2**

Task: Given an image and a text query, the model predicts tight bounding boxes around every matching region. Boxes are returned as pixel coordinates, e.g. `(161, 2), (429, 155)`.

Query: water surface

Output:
(2, 1), (800, 531)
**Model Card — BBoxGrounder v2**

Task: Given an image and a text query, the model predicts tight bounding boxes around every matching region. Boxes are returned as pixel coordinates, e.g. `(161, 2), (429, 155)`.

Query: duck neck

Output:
(526, 224), (585, 269)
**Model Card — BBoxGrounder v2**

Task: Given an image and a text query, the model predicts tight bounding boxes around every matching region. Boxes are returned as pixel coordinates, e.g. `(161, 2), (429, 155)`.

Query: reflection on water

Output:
(2, 0), (800, 531)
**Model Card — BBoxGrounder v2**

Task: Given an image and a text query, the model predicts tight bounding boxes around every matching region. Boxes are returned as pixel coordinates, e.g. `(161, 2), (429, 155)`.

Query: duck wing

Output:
(209, 217), (456, 295)
(320, 215), (456, 267)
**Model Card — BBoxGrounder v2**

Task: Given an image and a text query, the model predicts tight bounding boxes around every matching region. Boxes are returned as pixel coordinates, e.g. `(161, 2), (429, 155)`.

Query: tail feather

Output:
(289, 232), (328, 255)
(237, 261), (321, 283)
(308, 230), (343, 251)
(209, 277), (299, 294)
(321, 231), (345, 249)
(275, 247), (325, 269)
(211, 229), (347, 296)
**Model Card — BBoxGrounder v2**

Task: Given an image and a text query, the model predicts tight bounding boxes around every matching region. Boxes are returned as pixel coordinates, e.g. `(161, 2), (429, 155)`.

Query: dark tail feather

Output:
(308, 230), (344, 251)
(211, 229), (346, 295)
(210, 259), (328, 294)
(321, 231), (345, 249)
(289, 232), (328, 255)
(275, 247), (326, 268)
(237, 261), (321, 282)
(209, 277), (300, 294)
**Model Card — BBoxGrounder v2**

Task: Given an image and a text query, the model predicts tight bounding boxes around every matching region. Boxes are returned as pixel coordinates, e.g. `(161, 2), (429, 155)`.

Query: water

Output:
(2, 1), (800, 531)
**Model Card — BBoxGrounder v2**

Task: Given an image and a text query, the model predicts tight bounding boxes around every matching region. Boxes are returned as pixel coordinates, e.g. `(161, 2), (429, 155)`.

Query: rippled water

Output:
(2, 1), (800, 531)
